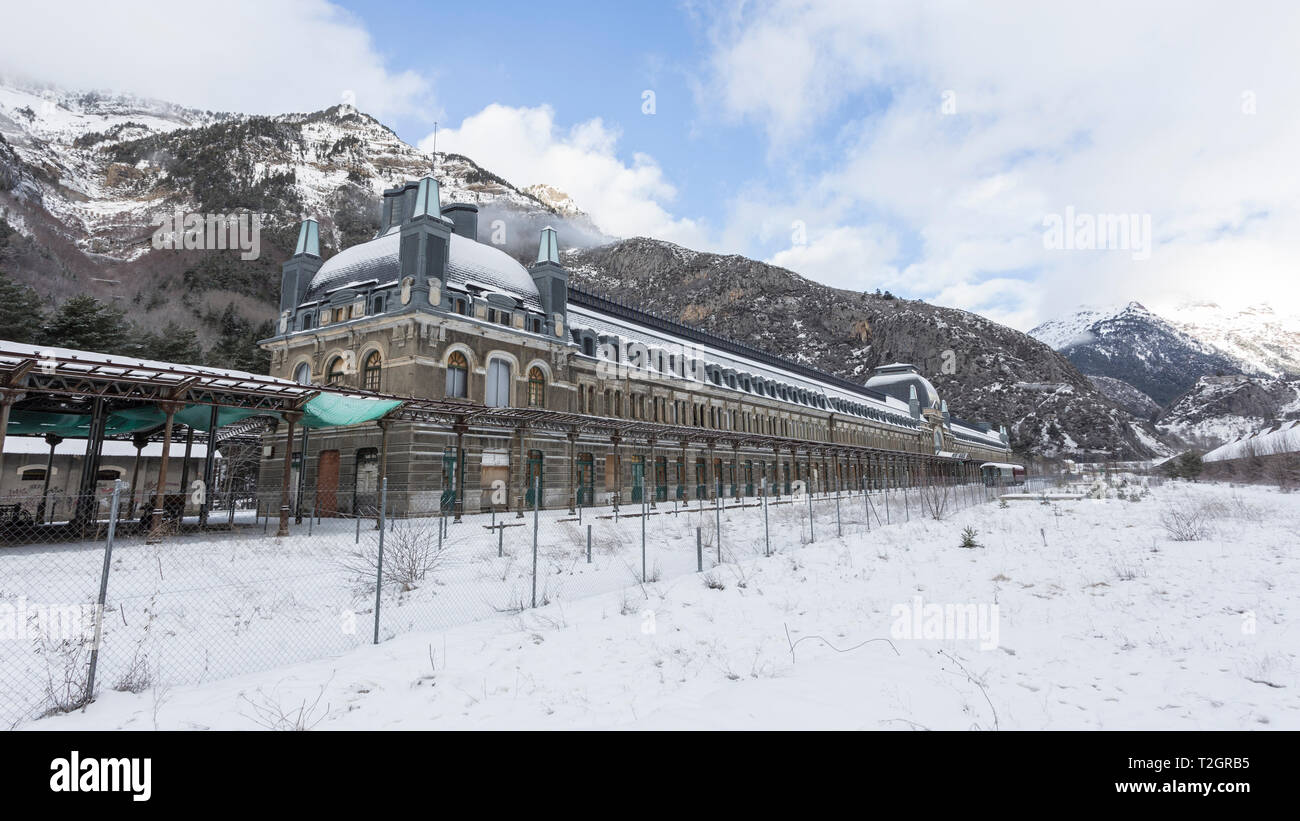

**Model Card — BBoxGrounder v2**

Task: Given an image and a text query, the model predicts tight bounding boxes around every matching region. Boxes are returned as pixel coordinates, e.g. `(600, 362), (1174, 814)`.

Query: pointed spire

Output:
(908, 384), (920, 419)
(293, 219), (320, 257)
(536, 226), (560, 264)
(940, 399), (950, 423)
(413, 176), (441, 219)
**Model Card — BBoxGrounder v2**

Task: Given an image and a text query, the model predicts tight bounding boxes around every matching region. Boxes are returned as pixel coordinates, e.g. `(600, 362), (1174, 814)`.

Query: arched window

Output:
(527, 366), (545, 407)
(445, 351), (468, 398)
(293, 362), (311, 385)
(362, 351), (382, 392)
(327, 356), (346, 385)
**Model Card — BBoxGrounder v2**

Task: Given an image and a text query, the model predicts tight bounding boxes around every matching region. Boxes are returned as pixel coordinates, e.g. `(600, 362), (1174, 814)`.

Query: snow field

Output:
(14, 480), (1297, 730)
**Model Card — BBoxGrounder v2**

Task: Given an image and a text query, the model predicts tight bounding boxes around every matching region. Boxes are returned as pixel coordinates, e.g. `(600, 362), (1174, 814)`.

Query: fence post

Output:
(372, 478), (387, 645)
(884, 471), (891, 524)
(84, 479), (125, 707)
(836, 486), (842, 538)
(715, 490), (721, 560)
(355, 514), (361, 544)
(762, 477), (770, 557)
(531, 476), (540, 608)
(587, 523), (592, 564)
(807, 485), (814, 543)
(641, 481), (647, 583)
(696, 526), (703, 572)
(862, 478), (870, 531)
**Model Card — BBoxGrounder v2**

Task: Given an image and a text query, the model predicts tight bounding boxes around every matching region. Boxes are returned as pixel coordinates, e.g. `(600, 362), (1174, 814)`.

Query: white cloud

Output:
(0, 0), (430, 119)
(767, 225), (899, 293)
(423, 104), (707, 246)
(703, 0), (1300, 327)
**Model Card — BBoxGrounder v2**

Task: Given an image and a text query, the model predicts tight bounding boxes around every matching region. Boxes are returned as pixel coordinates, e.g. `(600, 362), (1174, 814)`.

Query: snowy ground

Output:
(16, 480), (1300, 730)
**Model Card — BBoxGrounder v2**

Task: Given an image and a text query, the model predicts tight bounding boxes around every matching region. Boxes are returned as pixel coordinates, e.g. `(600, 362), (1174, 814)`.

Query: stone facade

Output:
(258, 177), (1012, 516)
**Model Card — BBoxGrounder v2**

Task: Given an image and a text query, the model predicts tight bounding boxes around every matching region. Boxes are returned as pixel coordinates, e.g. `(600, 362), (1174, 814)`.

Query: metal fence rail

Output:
(0, 473), (1052, 728)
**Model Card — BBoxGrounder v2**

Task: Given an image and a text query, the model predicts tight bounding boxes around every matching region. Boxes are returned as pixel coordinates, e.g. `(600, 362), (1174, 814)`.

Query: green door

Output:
(782, 461), (791, 495)
(744, 460), (754, 496)
(675, 458), (685, 499)
(525, 450), (543, 507)
(695, 458), (706, 499)
(654, 457), (667, 502)
(440, 447), (458, 512)
(577, 452), (594, 506)
(631, 456), (645, 503)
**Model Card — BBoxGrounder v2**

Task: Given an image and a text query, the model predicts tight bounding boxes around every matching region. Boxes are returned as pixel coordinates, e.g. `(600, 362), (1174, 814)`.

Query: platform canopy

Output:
(0, 341), (403, 440)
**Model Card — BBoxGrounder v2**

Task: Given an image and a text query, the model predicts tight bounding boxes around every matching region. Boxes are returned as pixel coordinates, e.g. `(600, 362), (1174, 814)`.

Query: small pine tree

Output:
(38, 295), (135, 354)
(0, 270), (45, 343)
(1178, 451), (1204, 482)
(959, 526), (980, 549)
(137, 322), (204, 364)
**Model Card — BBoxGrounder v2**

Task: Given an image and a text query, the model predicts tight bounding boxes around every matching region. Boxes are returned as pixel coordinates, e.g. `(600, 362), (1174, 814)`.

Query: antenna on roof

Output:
(431, 122), (438, 175)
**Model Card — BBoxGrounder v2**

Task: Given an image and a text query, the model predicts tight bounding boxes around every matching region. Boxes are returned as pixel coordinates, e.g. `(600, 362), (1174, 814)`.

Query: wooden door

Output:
(316, 450), (340, 517)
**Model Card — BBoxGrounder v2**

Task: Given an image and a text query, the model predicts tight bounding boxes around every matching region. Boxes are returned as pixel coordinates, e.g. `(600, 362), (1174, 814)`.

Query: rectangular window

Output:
(485, 359), (510, 408)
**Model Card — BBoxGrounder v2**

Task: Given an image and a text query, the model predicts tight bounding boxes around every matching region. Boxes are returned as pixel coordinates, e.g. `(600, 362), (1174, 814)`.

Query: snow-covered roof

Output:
(304, 231), (541, 309)
(567, 304), (925, 429)
(1204, 420), (1300, 462)
(865, 370), (941, 409)
(0, 341), (309, 395)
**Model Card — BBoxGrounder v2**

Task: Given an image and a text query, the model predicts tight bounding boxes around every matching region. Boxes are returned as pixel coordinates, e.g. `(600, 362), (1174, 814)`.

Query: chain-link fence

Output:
(0, 472), (1055, 728)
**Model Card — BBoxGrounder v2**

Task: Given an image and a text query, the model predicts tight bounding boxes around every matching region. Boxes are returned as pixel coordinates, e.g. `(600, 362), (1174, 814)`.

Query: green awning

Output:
(300, 394), (404, 429)
(7, 395), (403, 439)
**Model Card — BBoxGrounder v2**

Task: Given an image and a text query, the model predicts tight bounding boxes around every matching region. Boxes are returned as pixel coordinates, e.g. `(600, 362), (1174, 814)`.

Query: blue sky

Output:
(5, 0), (1300, 328)
(336, 0), (770, 258)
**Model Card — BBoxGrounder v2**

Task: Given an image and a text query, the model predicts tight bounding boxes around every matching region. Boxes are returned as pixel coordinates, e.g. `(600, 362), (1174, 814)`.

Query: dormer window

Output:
(455, 298), (469, 315)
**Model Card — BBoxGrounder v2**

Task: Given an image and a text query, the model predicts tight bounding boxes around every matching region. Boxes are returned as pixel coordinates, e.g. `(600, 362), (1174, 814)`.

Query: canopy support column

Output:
(147, 401), (182, 544)
(276, 411), (302, 538)
(200, 404), (219, 527)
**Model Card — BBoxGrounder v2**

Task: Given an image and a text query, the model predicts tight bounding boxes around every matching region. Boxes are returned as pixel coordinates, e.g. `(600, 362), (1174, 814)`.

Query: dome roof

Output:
(303, 228), (541, 308)
(865, 363), (940, 409)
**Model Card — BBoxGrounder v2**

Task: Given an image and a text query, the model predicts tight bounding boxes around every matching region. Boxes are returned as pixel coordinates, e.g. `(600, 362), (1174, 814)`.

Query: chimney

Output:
(908, 384), (920, 419)
(441, 203), (479, 241)
(528, 226), (567, 338)
(279, 218), (323, 328)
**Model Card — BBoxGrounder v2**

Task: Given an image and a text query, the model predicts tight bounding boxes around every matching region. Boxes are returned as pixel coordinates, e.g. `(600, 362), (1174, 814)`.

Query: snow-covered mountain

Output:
(1032, 300), (1300, 448)
(1161, 302), (1300, 378)
(1086, 375), (1161, 420)
(0, 78), (605, 310)
(1156, 374), (1300, 449)
(1029, 302), (1240, 407)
